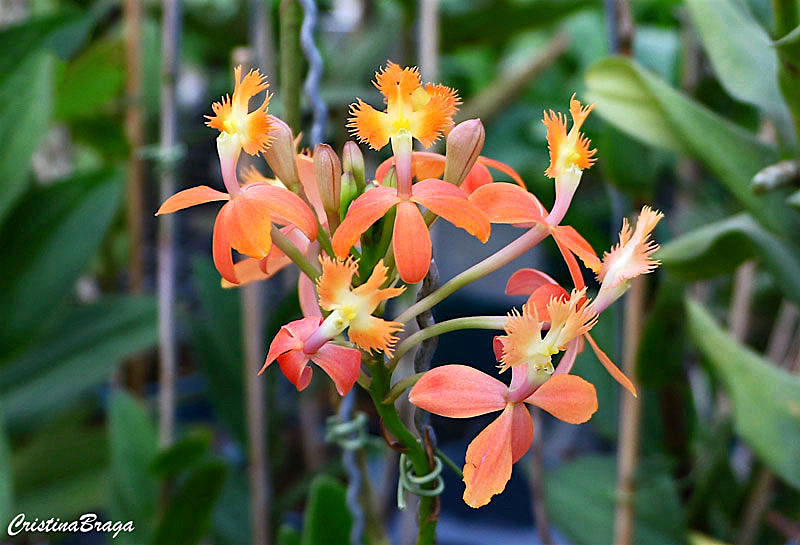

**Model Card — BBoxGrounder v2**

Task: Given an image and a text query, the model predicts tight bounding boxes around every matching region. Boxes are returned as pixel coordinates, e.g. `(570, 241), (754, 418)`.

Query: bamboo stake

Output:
(157, 0), (181, 448)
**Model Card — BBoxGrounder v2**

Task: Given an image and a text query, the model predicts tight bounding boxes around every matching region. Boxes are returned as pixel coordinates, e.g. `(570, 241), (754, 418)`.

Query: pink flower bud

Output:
(444, 119), (485, 186)
(313, 143), (342, 228)
(264, 116), (301, 190)
(342, 141), (365, 191)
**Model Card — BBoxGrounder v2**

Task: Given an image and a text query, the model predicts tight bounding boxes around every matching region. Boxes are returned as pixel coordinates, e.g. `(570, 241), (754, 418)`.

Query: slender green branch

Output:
(383, 372), (424, 404)
(271, 225), (321, 280)
(435, 448), (463, 479)
(388, 316), (507, 371)
(316, 221), (335, 256)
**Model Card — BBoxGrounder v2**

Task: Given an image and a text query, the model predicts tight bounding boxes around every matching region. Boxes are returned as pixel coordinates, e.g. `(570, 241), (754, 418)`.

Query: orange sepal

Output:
(393, 200), (431, 284)
(332, 187), (400, 258)
(510, 403), (534, 463)
(224, 192), (274, 259)
(551, 225), (601, 273)
(585, 333), (637, 397)
(526, 284), (569, 322)
(221, 258), (269, 288)
(408, 365), (508, 418)
(468, 183), (546, 224)
(411, 179), (490, 243)
(242, 184), (318, 241)
(212, 202), (237, 285)
(505, 268), (559, 296)
(156, 186), (229, 215)
(477, 157), (526, 189)
(463, 404), (515, 508)
(525, 374), (598, 424)
(551, 228), (586, 290)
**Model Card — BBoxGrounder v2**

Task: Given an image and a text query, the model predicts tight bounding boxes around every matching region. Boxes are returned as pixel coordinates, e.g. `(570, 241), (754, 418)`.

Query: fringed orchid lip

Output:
(409, 364), (597, 508)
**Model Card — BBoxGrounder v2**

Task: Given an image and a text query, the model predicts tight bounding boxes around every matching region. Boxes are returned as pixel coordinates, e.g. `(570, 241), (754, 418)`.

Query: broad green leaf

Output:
(300, 475), (353, 545)
(546, 456), (688, 545)
(15, 469), (108, 521)
(686, 0), (791, 136)
(0, 296), (157, 425)
(56, 38), (125, 120)
(110, 392), (159, 545)
(149, 429), (212, 478)
(0, 52), (53, 226)
(686, 300), (800, 488)
(657, 213), (800, 306)
(441, 0), (594, 46)
(585, 57), (789, 236)
(151, 460), (227, 545)
(0, 408), (11, 526)
(0, 168), (124, 354)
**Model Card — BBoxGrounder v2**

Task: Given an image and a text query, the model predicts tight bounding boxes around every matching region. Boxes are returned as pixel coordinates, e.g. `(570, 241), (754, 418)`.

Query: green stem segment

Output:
(279, 0), (302, 130)
(367, 359), (438, 544)
(387, 316), (508, 371)
(271, 225), (321, 280)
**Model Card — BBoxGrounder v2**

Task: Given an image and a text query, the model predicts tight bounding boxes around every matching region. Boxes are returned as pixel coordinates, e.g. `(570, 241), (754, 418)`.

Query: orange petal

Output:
(551, 225), (601, 273)
(460, 162), (493, 195)
(221, 258), (269, 288)
(348, 99), (392, 150)
(463, 404), (515, 508)
(408, 365), (508, 418)
(242, 184), (318, 241)
(477, 157), (526, 189)
(225, 192), (274, 259)
(296, 152), (326, 220)
(332, 187), (400, 258)
(408, 84), (460, 148)
(526, 284), (569, 322)
(374, 62), (422, 104)
(412, 179), (490, 243)
(468, 183), (546, 224)
(310, 343), (362, 396)
(348, 315), (403, 355)
(212, 202), (237, 285)
(551, 228), (585, 290)
(525, 374), (598, 424)
(510, 403), (533, 463)
(393, 200), (431, 283)
(505, 268), (558, 296)
(585, 333), (637, 397)
(298, 272), (321, 318)
(375, 152), (445, 185)
(278, 350), (313, 391)
(156, 186), (229, 215)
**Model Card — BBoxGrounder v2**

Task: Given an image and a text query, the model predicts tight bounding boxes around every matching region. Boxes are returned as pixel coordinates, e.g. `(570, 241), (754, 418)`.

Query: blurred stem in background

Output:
(158, 0), (181, 448)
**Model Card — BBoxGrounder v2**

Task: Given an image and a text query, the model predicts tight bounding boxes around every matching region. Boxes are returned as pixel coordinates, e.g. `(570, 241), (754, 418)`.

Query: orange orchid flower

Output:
(331, 178), (490, 283)
(503, 269), (637, 395)
(374, 152), (528, 195)
(260, 316), (362, 396)
(315, 256), (406, 355)
(348, 62), (460, 151)
(409, 364), (597, 508)
(156, 67), (318, 285)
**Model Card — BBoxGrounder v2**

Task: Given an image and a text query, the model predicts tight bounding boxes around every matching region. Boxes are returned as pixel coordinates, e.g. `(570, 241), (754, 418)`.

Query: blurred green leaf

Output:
(110, 392), (159, 545)
(0, 296), (157, 425)
(300, 475), (352, 545)
(637, 276), (687, 386)
(149, 429), (212, 478)
(686, 0), (791, 136)
(15, 468), (108, 520)
(774, 24), (800, 64)
(56, 38), (125, 120)
(686, 300), (800, 488)
(545, 456), (689, 545)
(585, 57), (790, 236)
(441, 0), (594, 46)
(657, 213), (800, 306)
(0, 52), (53, 226)
(151, 460), (228, 545)
(789, 188), (800, 209)
(0, 168), (124, 354)
(278, 525), (302, 545)
(0, 408), (11, 526)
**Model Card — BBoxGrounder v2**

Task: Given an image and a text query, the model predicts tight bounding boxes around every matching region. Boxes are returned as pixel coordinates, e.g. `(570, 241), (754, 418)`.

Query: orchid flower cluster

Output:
(157, 62), (663, 511)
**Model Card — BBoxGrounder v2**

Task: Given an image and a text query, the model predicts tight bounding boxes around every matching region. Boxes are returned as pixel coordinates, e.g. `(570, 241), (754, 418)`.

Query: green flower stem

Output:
(383, 372), (424, 404)
(387, 316), (508, 372)
(316, 221), (335, 257)
(395, 224), (548, 324)
(367, 358), (438, 544)
(271, 225), (321, 280)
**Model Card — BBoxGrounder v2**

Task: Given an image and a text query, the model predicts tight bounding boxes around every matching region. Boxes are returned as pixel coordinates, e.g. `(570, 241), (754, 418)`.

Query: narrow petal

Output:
(408, 365), (507, 418)
(298, 272), (322, 317)
(526, 374), (598, 424)
(551, 228), (585, 290)
(463, 405), (514, 508)
(510, 403), (534, 463)
(460, 162), (493, 195)
(551, 225), (601, 273)
(259, 326), (298, 375)
(468, 183), (546, 224)
(526, 284), (569, 322)
(243, 184), (318, 240)
(505, 268), (559, 296)
(412, 179), (490, 243)
(393, 201), (431, 283)
(278, 350), (313, 391)
(156, 186), (229, 215)
(221, 258), (269, 288)
(477, 157), (527, 189)
(296, 152), (327, 220)
(310, 343), (362, 396)
(553, 337), (583, 376)
(212, 202), (237, 285)
(585, 333), (637, 396)
(332, 187), (399, 258)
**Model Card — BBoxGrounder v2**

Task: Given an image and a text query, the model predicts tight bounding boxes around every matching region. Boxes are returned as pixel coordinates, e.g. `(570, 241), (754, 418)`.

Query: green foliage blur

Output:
(1, 0), (799, 543)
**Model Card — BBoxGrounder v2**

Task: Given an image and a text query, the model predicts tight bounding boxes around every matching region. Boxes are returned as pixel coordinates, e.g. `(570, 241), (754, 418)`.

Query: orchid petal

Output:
(221, 258), (269, 288)
(278, 350), (313, 391)
(460, 162), (492, 195)
(463, 405), (514, 508)
(505, 268), (559, 296)
(408, 365), (507, 418)
(511, 403), (534, 463)
(260, 326), (299, 375)
(551, 225), (601, 273)
(526, 284), (570, 322)
(477, 157), (527, 189)
(412, 179), (490, 243)
(296, 152), (327, 220)
(298, 272), (321, 318)
(310, 343), (362, 396)
(525, 374), (598, 424)
(156, 186), (230, 215)
(551, 228), (585, 290)
(243, 184), (318, 241)
(332, 187), (399, 258)
(393, 200), (431, 284)
(468, 183), (545, 224)
(585, 333), (637, 396)
(212, 202), (237, 285)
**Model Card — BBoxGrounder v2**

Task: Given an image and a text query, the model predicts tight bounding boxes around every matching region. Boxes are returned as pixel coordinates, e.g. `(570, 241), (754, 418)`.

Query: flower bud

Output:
(339, 172), (358, 221)
(313, 143), (342, 228)
(263, 116), (301, 190)
(382, 166), (398, 189)
(443, 119), (485, 186)
(342, 141), (366, 192)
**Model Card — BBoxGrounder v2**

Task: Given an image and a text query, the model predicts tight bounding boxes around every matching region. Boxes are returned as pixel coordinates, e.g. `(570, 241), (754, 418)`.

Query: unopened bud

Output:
(263, 116), (301, 190)
(314, 143), (342, 228)
(342, 141), (365, 192)
(382, 166), (398, 189)
(340, 172), (358, 221)
(443, 119), (485, 186)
